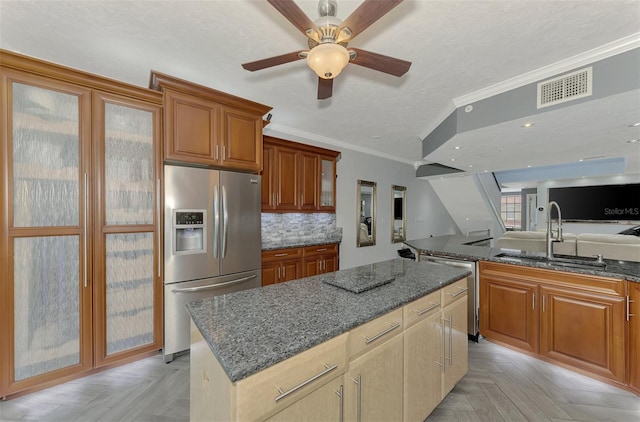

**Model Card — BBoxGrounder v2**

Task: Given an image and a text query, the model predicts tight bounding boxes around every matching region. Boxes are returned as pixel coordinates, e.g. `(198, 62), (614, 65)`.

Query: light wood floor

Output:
(0, 339), (638, 421)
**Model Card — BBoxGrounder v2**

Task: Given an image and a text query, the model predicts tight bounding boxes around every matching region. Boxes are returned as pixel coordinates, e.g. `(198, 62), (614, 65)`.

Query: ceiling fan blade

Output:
(339, 0), (404, 41)
(242, 51), (306, 71)
(317, 78), (333, 99)
(349, 48), (411, 77)
(267, 0), (320, 38)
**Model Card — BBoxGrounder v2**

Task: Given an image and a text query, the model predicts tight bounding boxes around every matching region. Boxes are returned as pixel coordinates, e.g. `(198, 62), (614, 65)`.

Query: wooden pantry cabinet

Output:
(150, 71), (271, 173)
(0, 50), (163, 398)
(480, 261), (627, 386)
(262, 136), (339, 212)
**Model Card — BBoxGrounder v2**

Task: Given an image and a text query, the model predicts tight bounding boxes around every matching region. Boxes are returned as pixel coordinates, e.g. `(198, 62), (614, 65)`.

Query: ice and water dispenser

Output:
(172, 209), (206, 254)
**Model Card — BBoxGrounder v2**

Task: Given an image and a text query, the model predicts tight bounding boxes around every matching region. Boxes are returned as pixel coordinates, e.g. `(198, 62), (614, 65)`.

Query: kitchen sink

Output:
(494, 252), (607, 271)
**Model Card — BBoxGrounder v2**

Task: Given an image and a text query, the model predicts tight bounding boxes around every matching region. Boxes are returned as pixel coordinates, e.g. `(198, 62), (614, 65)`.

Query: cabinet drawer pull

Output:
(316, 248), (328, 252)
(364, 322), (401, 344)
(275, 363), (338, 402)
(274, 253), (288, 257)
(415, 302), (440, 316)
(449, 287), (468, 298)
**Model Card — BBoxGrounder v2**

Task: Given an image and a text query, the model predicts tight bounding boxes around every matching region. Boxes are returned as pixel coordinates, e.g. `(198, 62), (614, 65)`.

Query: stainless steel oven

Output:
(420, 254), (479, 341)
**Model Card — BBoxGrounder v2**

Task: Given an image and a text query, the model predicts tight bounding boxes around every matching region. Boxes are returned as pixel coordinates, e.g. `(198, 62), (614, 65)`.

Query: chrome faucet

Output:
(546, 201), (563, 259)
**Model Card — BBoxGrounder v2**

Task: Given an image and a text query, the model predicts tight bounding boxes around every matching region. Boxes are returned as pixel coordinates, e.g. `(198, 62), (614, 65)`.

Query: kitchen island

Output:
(186, 259), (471, 421)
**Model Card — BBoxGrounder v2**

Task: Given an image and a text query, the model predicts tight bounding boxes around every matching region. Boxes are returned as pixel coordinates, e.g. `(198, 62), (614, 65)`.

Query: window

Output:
(501, 194), (522, 230)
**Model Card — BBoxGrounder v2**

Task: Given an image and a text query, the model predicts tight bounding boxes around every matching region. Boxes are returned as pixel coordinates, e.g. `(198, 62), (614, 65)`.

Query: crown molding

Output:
(263, 123), (418, 166)
(453, 33), (640, 107)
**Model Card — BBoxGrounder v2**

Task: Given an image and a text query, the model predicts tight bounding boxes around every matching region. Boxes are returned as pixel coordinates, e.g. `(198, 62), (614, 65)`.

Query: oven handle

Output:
(171, 274), (257, 293)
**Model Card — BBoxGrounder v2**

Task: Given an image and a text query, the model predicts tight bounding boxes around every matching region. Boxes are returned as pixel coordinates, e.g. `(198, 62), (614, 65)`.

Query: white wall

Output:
(334, 149), (457, 269)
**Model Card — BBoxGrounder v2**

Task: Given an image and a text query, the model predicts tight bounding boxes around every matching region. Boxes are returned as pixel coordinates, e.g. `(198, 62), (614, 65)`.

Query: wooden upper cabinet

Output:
(262, 136), (339, 212)
(150, 71), (271, 172)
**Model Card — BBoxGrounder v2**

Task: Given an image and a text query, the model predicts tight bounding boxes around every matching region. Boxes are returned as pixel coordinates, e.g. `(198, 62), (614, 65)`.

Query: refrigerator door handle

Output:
(171, 274), (258, 293)
(213, 184), (219, 258)
(222, 185), (229, 258)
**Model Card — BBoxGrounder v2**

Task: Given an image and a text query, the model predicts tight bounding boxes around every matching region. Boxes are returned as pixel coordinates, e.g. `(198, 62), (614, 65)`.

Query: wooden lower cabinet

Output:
(629, 282), (640, 394)
(345, 334), (404, 422)
(261, 248), (303, 286)
(262, 259), (302, 286)
(540, 285), (626, 383)
(480, 274), (538, 354)
(479, 261), (630, 388)
(262, 244), (339, 285)
(303, 244), (339, 277)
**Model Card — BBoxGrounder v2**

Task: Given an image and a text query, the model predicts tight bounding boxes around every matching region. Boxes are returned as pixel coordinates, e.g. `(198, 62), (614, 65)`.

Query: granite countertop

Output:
(186, 259), (471, 382)
(404, 235), (640, 284)
(262, 238), (341, 251)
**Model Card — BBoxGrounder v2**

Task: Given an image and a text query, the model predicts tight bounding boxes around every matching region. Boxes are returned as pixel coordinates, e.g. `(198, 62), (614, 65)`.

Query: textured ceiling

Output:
(1, 0), (639, 179)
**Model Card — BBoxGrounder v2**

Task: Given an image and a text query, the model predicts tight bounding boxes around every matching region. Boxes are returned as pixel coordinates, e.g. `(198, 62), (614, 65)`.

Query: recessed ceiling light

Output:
(454, 146), (461, 150)
(468, 165), (473, 168)
(527, 165), (532, 168)
(578, 159), (584, 162)
(522, 122), (534, 128)
(371, 135), (380, 139)
(629, 123), (640, 127)
(450, 158), (456, 162)
(497, 146), (503, 151)
(627, 139), (638, 143)
(483, 170), (489, 173)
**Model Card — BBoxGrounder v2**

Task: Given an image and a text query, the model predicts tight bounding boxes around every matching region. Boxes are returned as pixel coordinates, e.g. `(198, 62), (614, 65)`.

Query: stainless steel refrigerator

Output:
(163, 164), (262, 362)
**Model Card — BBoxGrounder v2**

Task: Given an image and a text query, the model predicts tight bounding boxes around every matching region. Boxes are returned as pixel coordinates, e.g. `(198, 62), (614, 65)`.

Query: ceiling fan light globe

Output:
(307, 43), (349, 80)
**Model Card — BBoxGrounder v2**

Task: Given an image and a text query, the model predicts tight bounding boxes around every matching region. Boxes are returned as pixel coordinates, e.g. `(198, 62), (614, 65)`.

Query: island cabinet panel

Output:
(479, 261), (629, 388)
(403, 290), (442, 421)
(262, 136), (339, 213)
(442, 294), (468, 396)
(266, 376), (344, 422)
(539, 285), (626, 384)
(1, 51), (163, 398)
(630, 282), (640, 394)
(150, 71), (271, 172)
(348, 308), (404, 361)
(345, 334), (404, 422)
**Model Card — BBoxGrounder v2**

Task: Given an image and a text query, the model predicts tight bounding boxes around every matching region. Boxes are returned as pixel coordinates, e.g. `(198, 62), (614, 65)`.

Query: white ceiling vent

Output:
(537, 67), (592, 109)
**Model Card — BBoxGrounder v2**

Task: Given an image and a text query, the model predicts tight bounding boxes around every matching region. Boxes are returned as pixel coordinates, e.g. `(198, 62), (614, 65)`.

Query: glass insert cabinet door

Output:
(92, 92), (161, 367)
(319, 157), (336, 210)
(4, 72), (94, 391)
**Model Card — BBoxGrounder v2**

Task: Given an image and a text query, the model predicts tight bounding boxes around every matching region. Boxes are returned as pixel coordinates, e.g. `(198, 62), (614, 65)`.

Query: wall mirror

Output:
(392, 185), (406, 243)
(357, 180), (376, 247)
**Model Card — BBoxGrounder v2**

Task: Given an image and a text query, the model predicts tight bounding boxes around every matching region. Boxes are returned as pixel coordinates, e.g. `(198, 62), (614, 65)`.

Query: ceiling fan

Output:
(242, 0), (412, 99)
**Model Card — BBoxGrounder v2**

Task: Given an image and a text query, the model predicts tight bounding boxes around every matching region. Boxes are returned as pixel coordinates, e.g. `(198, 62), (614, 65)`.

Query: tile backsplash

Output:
(262, 213), (342, 244)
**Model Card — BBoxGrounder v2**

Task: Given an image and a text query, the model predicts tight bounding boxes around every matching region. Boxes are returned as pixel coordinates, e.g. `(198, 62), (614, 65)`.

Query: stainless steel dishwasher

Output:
(420, 254), (479, 341)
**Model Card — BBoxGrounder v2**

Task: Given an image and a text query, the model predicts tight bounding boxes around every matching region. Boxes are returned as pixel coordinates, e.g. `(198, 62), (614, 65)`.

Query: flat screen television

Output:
(548, 183), (640, 221)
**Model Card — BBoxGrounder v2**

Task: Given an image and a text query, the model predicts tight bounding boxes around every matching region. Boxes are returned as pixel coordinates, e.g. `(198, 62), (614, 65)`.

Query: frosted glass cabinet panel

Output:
(13, 236), (81, 381)
(94, 92), (161, 365)
(11, 83), (81, 227)
(104, 103), (155, 225)
(3, 71), (93, 394)
(1, 59), (161, 398)
(105, 233), (155, 355)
